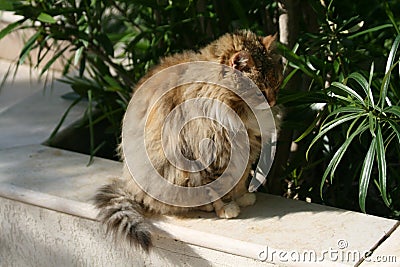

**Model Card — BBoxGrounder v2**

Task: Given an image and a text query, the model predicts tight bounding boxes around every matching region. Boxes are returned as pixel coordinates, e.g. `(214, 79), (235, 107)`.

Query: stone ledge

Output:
(0, 65), (86, 148)
(0, 144), (399, 266)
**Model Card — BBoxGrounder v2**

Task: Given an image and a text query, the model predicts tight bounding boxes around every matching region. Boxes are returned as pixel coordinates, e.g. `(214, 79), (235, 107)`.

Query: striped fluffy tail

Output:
(94, 179), (152, 251)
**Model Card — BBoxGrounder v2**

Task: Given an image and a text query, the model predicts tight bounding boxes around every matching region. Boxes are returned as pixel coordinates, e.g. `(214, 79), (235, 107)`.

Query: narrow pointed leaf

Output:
(368, 112), (376, 137)
(96, 33), (114, 57)
(0, 20), (24, 40)
(37, 13), (57, 24)
(74, 46), (84, 66)
(40, 46), (69, 76)
(348, 24), (393, 39)
(320, 124), (369, 196)
(359, 138), (376, 213)
(294, 110), (325, 142)
(280, 68), (298, 90)
(331, 82), (365, 104)
(384, 106), (400, 118)
(325, 106), (365, 120)
(368, 62), (374, 94)
(48, 96), (83, 141)
(381, 34), (400, 108)
(307, 113), (363, 159)
(376, 125), (390, 207)
(348, 72), (374, 108)
(380, 61), (400, 107)
(388, 121), (400, 144)
(19, 31), (42, 65)
(384, 1), (400, 34)
(277, 43), (323, 85)
(330, 94), (357, 103)
(347, 116), (363, 138)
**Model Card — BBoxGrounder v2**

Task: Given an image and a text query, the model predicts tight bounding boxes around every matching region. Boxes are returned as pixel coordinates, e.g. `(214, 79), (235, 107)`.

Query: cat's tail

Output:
(93, 179), (152, 251)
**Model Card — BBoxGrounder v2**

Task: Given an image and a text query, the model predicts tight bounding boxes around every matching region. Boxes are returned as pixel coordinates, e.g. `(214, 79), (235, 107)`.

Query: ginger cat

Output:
(94, 30), (282, 251)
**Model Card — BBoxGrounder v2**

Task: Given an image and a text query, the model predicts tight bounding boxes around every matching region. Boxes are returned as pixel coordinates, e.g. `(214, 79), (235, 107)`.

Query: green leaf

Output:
(320, 124), (369, 196)
(37, 13), (57, 24)
(36, 36), (52, 66)
(333, 59), (340, 74)
(104, 75), (122, 91)
(126, 31), (148, 51)
(384, 106), (400, 118)
(381, 34), (400, 108)
(48, 96), (83, 141)
(277, 43), (323, 86)
(376, 125), (390, 207)
(280, 68), (298, 90)
(348, 24), (393, 39)
(348, 72), (374, 108)
(19, 30), (42, 65)
(359, 137), (376, 213)
(74, 46), (84, 66)
(0, 20), (24, 41)
(0, 1), (14, 10)
(346, 116), (363, 138)
(331, 82), (365, 104)
(96, 33), (114, 57)
(384, 1), (400, 34)
(340, 21), (364, 34)
(79, 53), (86, 77)
(307, 113), (363, 159)
(325, 106), (365, 120)
(294, 110), (325, 142)
(368, 112), (376, 137)
(329, 94), (357, 104)
(40, 46), (69, 76)
(380, 61), (400, 107)
(368, 62), (375, 106)
(388, 120), (400, 144)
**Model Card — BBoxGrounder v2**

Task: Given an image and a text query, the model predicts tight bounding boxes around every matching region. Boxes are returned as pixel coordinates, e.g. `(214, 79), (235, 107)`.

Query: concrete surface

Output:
(0, 61), (85, 148)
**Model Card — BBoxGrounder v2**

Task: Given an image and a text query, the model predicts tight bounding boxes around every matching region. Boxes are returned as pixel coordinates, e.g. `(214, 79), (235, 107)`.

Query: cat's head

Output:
(212, 30), (283, 107)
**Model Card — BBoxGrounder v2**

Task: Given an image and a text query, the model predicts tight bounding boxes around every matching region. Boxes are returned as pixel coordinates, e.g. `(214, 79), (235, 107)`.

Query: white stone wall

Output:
(0, 197), (269, 267)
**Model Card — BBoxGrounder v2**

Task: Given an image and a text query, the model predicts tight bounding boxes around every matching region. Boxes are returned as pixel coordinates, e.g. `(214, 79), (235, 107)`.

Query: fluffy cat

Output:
(94, 30), (282, 251)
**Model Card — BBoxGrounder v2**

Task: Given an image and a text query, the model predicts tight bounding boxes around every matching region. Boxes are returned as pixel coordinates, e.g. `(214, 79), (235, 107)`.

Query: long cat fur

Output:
(94, 30), (283, 251)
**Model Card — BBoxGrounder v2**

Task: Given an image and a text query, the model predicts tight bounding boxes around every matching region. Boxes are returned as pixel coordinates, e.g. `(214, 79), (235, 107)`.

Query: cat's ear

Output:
(229, 51), (254, 71)
(262, 33), (278, 52)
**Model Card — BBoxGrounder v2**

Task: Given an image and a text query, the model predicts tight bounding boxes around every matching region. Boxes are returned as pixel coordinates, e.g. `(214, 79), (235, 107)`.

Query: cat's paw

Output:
(198, 204), (214, 212)
(236, 193), (256, 207)
(215, 202), (240, 219)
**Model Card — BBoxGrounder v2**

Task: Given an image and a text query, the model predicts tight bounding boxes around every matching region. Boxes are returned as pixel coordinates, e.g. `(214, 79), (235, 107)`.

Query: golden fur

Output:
(94, 30), (283, 251)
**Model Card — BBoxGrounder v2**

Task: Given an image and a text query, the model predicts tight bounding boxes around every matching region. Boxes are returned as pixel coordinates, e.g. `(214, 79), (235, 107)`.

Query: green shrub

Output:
(277, 0), (400, 217)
